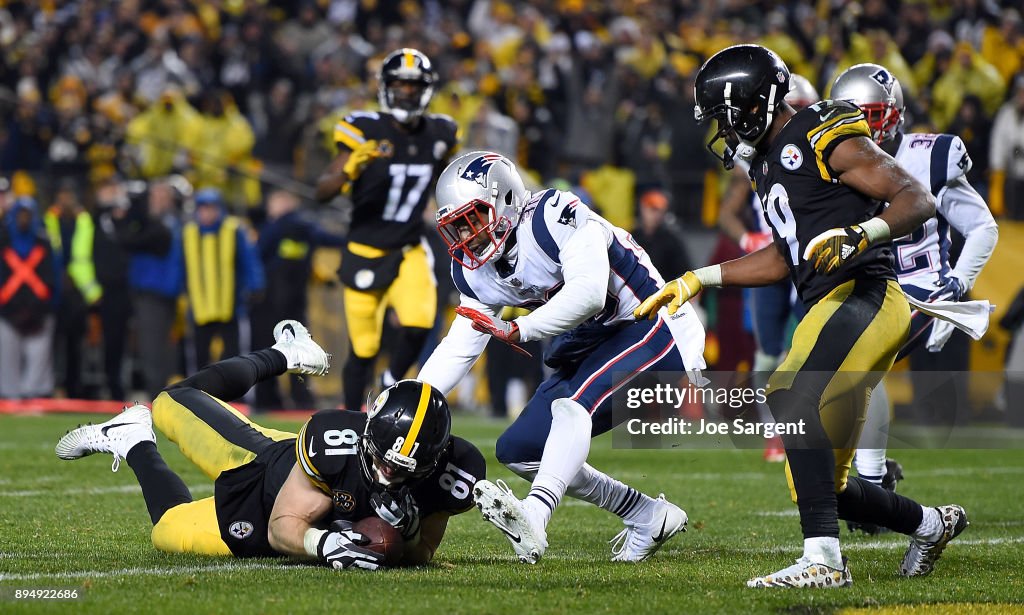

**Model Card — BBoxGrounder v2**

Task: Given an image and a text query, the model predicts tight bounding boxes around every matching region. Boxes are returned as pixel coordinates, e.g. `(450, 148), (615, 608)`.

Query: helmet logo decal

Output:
(776, 70), (786, 83)
(870, 68), (893, 88)
(780, 144), (803, 171)
(459, 154), (503, 188)
(368, 389), (389, 418)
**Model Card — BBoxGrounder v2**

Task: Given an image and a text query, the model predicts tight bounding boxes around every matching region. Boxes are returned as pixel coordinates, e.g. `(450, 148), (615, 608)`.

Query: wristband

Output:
(859, 217), (891, 244)
(693, 264), (723, 288)
(304, 528), (327, 557)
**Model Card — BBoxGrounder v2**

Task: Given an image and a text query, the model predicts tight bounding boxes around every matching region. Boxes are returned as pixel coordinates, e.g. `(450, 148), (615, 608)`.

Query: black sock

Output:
(126, 441), (192, 525)
(837, 476), (924, 535)
(769, 389), (840, 539)
(166, 349), (287, 401)
(388, 327), (431, 381)
(343, 352), (375, 411)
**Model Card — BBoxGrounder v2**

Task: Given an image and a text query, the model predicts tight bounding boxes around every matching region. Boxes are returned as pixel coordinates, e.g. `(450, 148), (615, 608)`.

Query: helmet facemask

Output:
(696, 81), (784, 170)
(437, 193), (514, 270)
(860, 102), (902, 145)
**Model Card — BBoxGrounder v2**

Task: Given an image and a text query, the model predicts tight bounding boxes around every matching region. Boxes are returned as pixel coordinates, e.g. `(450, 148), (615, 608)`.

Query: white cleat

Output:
(272, 320), (331, 376)
(473, 479), (548, 564)
(747, 556), (852, 588)
(55, 404), (156, 472)
(900, 504), (969, 577)
(610, 494), (688, 562)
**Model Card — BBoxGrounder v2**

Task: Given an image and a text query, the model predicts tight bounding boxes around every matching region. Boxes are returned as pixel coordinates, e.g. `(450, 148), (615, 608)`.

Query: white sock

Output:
(855, 382), (890, 484)
(802, 536), (843, 569)
(508, 461), (656, 524)
(914, 506), (943, 542)
(521, 398), (592, 529)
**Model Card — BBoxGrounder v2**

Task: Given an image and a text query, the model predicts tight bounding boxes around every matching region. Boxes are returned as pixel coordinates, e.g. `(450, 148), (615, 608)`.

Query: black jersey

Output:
(749, 100), (896, 305)
(296, 409), (485, 522)
(213, 409), (483, 558)
(334, 111), (458, 250)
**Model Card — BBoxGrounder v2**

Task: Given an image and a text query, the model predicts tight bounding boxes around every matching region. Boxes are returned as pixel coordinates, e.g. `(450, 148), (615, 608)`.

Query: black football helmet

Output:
(360, 379), (451, 488)
(694, 44), (791, 169)
(378, 48), (437, 125)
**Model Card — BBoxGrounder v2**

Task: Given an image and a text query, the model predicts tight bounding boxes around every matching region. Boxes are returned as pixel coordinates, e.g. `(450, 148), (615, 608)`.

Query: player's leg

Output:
(155, 320), (327, 479)
(341, 285), (387, 410)
(382, 242), (437, 386)
(56, 405), (193, 531)
(151, 496), (232, 556)
(750, 280), (792, 462)
(754, 279), (897, 587)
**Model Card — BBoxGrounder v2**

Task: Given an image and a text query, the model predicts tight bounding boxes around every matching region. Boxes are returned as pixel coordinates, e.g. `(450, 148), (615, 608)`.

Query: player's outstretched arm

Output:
(400, 512), (451, 566)
(267, 463), (334, 557)
(634, 246), (788, 319)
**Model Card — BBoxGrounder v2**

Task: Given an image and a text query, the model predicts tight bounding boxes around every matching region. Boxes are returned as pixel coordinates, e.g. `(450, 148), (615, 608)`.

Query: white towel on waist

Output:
(903, 293), (995, 351)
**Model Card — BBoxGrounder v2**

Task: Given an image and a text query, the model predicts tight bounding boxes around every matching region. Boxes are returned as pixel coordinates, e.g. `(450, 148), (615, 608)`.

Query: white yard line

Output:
(0, 484), (212, 498)
(0, 561), (298, 582)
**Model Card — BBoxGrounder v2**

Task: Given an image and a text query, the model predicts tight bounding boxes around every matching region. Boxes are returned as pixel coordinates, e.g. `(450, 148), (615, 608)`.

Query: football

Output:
(353, 517), (404, 566)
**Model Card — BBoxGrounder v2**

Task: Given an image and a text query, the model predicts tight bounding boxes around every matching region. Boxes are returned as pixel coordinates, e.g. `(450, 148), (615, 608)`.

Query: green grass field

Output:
(1, 413), (1023, 614)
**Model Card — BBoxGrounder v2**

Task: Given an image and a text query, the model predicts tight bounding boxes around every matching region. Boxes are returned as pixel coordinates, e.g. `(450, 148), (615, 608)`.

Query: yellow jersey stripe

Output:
(806, 111), (863, 149)
(295, 423), (330, 493)
(333, 122), (365, 150)
(399, 384), (432, 456)
(811, 116), (871, 182)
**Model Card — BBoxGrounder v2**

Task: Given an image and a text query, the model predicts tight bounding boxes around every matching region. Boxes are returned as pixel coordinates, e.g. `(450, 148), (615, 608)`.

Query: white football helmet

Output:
(786, 74), (820, 110)
(435, 151), (529, 270)
(831, 63), (905, 144)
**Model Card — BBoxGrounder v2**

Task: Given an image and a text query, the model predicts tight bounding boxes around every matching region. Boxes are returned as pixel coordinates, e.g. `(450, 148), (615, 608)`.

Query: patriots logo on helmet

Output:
(870, 68), (892, 87)
(460, 154), (504, 188)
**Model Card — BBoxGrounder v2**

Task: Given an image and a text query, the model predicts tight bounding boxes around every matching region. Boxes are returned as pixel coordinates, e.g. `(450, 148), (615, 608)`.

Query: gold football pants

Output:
(768, 279), (909, 501)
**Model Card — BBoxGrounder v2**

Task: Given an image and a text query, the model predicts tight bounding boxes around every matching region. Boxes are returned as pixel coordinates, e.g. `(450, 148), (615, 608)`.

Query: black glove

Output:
(317, 520), (384, 570)
(928, 274), (966, 302)
(370, 488), (421, 543)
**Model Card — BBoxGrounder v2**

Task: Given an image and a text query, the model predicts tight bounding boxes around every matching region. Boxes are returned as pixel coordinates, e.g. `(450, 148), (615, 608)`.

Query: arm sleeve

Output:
(417, 296), (494, 396)
(938, 177), (999, 288)
(514, 220), (610, 342)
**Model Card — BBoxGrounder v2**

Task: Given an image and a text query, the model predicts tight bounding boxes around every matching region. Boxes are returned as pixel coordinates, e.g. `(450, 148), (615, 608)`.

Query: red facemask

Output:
(437, 200), (511, 270)
(860, 102), (901, 144)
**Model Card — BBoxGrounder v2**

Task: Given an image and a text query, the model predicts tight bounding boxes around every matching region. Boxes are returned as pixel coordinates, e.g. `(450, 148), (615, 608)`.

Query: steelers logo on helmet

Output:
(359, 380), (452, 488)
(780, 144), (803, 171)
(378, 48), (437, 125)
(368, 389), (390, 418)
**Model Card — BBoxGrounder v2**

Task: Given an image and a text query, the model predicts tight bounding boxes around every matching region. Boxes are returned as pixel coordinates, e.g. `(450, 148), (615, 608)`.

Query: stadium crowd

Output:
(1, 0), (1023, 416)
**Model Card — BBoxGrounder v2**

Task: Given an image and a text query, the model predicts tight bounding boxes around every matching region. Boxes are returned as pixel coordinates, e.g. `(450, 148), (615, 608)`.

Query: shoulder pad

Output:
(333, 112), (381, 150)
(801, 100), (870, 182)
(295, 410), (365, 494)
(529, 190), (592, 263)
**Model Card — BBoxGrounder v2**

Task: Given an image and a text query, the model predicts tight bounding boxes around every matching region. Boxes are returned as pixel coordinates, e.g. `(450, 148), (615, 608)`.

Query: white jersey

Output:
(419, 188), (706, 395)
(891, 133), (998, 291)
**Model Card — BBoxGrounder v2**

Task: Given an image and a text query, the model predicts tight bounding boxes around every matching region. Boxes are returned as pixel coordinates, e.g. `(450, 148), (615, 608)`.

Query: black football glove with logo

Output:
(317, 520), (384, 570)
(370, 488), (421, 544)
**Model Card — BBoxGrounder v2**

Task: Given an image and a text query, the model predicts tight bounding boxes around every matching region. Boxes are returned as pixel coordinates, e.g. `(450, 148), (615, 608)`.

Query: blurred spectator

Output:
(990, 76), (1024, 219)
(251, 189), (344, 411)
(0, 197), (57, 399)
(182, 188), (264, 371)
(630, 189), (691, 280)
(43, 180), (89, 398)
(929, 42), (1005, 132)
(125, 86), (200, 179)
(1, 83), (53, 180)
(250, 79), (307, 182)
(190, 89), (259, 210)
(120, 179), (185, 398)
(70, 176), (135, 400)
(464, 97), (519, 158)
(980, 8), (1024, 84)
(666, 71), (715, 224)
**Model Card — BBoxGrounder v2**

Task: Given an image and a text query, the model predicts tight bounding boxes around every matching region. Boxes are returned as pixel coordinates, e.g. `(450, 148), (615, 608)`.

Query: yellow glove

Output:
(802, 225), (870, 275)
(343, 139), (383, 181)
(633, 271), (702, 319)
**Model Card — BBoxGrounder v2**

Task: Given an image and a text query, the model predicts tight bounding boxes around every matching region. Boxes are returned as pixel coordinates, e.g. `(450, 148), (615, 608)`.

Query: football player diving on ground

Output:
(417, 151), (707, 564)
(56, 321), (485, 570)
(636, 45), (968, 588)
(315, 48), (459, 413)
